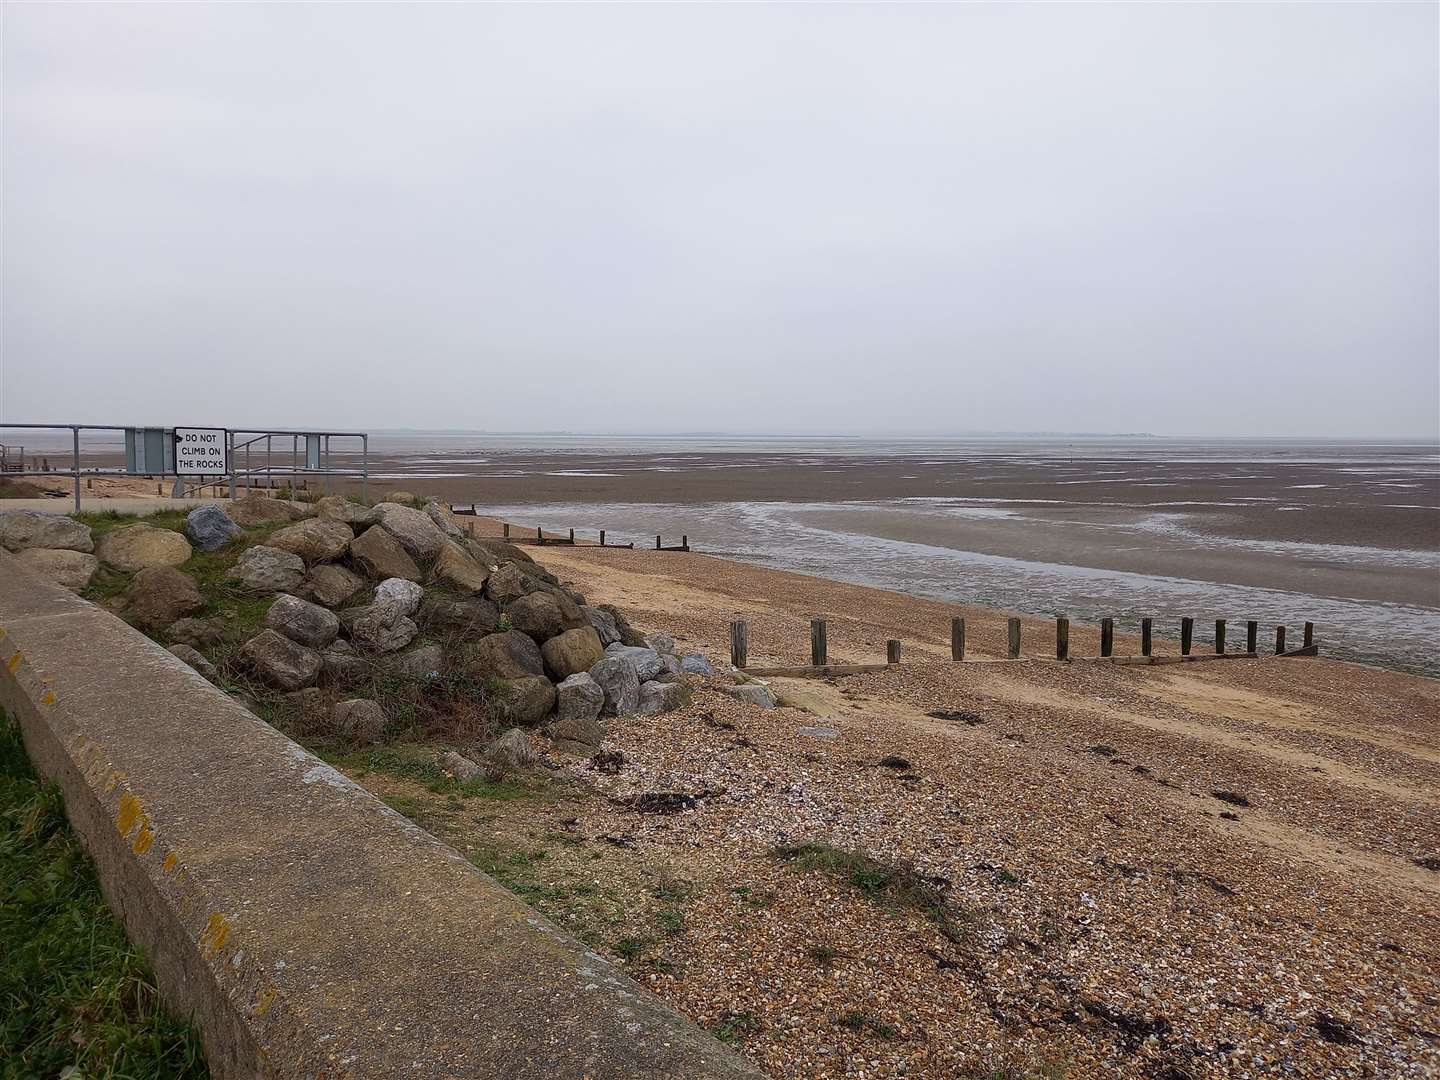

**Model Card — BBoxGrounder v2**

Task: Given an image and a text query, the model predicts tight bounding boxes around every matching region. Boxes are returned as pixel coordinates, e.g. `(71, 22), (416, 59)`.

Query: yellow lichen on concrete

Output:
(6, 652), (20, 673)
(132, 825), (156, 854)
(103, 769), (125, 794)
(40, 690), (55, 706)
(162, 852), (178, 873)
(200, 912), (232, 953)
(116, 792), (142, 836)
(253, 986), (278, 1017)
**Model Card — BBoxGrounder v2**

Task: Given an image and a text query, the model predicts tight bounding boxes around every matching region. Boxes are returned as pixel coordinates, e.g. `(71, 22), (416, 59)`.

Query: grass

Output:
(0, 710), (208, 1078)
(710, 1011), (760, 1044)
(836, 1010), (899, 1040)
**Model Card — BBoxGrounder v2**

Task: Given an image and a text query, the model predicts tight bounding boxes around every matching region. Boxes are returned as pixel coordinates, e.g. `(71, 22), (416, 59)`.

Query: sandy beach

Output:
(324, 512), (1440, 1079)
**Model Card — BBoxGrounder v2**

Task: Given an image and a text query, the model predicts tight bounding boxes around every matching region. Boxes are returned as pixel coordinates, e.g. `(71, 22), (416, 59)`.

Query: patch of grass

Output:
(771, 841), (943, 909)
(807, 943), (841, 964)
(836, 1010), (899, 1040)
(0, 710), (208, 1078)
(611, 936), (649, 961)
(319, 743), (444, 783)
(732, 884), (777, 909)
(710, 1011), (760, 1044)
(654, 908), (685, 936)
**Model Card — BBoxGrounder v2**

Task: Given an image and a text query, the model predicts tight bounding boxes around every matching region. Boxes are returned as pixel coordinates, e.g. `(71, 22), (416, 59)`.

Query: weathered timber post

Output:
(811, 619), (827, 667)
(1303, 622), (1314, 648)
(1101, 618), (1114, 658)
(1275, 625), (1286, 654)
(656, 535), (662, 550)
(503, 523), (510, 539)
(1246, 620), (1258, 654)
(569, 528), (575, 544)
(681, 535), (688, 550)
(730, 621), (748, 669)
(1215, 619), (1227, 655)
(1056, 617), (1069, 660)
(951, 617), (966, 661)
(1181, 617), (1193, 656)
(1141, 618), (1153, 657)
(886, 640), (901, 665)
(599, 530), (606, 546)
(1007, 618), (1021, 659)
(537, 526), (544, 543)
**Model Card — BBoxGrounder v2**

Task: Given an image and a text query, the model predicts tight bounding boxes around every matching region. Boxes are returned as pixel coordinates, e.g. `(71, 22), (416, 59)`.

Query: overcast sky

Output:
(2, 3), (1436, 438)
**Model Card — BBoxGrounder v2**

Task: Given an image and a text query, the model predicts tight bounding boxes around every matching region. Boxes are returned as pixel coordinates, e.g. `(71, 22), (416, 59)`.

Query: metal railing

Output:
(0, 424), (369, 510)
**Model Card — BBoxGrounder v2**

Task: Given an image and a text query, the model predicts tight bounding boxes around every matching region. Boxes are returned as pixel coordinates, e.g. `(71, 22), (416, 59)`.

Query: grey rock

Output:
(583, 606), (622, 646)
(305, 563), (366, 609)
(167, 643), (218, 682)
(96, 523), (192, 571)
(166, 616), (227, 648)
(643, 633), (676, 656)
(282, 687), (327, 714)
(13, 548), (98, 591)
(374, 502), (446, 561)
(554, 672), (604, 724)
(658, 653), (683, 675)
(315, 495), (381, 529)
(467, 537), (536, 566)
(419, 594), (500, 637)
(430, 540), (489, 592)
(588, 655), (640, 717)
(680, 652), (715, 675)
(798, 725), (839, 740)
(599, 603), (647, 648)
(332, 699), (387, 745)
(374, 577), (424, 619)
(383, 489), (419, 505)
(463, 631), (545, 681)
(504, 590), (585, 643)
(321, 639), (370, 685)
(716, 683), (777, 709)
(386, 644), (444, 680)
(348, 525), (422, 582)
(439, 749), (483, 782)
(637, 680), (692, 716)
(484, 563), (535, 606)
(240, 628), (321, 691)
(540, 626), (605, 681)
(228, 494), (310, 526)
(0, 509), (94, 553)
(265, 593), (340, 649)
(425, 500), (468, 539)
(484, 728), (536, 771)
(603, 643), (666, 682)
(491, 675), (557, 726)
(125, 566), (204, 630)
(345, 607), (419, 653)
(185, 504), (244, 552)
(267, 518), (355, 563)
(547, 713), (605, 756)
(228, 545), (305, 593)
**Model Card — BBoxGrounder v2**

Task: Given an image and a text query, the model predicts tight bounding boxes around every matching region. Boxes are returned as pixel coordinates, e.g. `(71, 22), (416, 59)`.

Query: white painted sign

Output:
(174, 428), (229, 475)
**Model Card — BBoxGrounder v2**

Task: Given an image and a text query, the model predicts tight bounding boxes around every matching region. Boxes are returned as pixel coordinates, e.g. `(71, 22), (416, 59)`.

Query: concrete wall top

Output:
(0, 549), (761, 1079)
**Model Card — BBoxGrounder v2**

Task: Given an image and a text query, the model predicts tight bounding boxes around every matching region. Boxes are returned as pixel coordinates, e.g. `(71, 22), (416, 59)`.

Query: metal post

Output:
(228, 431), (237, 499)
(72, 426), (81, 512)
(361, 434), (369, 502)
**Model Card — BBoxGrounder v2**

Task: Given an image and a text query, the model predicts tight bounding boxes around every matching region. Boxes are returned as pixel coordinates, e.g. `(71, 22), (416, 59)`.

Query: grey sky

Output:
(2, 3), (1436, 437)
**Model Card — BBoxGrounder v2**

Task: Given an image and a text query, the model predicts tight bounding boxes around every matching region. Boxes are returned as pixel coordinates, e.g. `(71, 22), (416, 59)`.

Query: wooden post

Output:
(1141, 618), (1153, 657)
(730, 621), (748, 669)
(1100, 618), (1114, 658)
(951, 617), (966, 661)
(503, 523), (510, 539)
(656, 535), (662, 550)
(1215, 619), (1227, 655)
(599, 530), (606, 547)
(568, 528), (574, 544)
(1275, 625), (1286, 654)
(886, 639), (901, 665)
(1180, 616), (1193, 656)
(681, 534), (688, 550)
(1007, 617), (1021, 659)
(1303, 622), (1314, 648)
(1246, 620), (1258, 654)
(1056, 617), (1069, 660)
(537, 526), (543, 542)
(811, 619), (827, 667)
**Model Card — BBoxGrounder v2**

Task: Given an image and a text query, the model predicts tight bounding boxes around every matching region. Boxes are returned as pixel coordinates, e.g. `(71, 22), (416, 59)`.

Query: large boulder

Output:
(315, 495), (381, 529)
(227, 545), (305, 593)
(265, 593), (340, 649)
(484, 728), (536, 771)
(431, 541), (489, 593)
(13, 548), (98, 591)
(228, 494), (309, 526)
(717, 683), (777, 709)
(439, 750), (483, 782)
(540, 626), (605, 681)
(603, 643), (666, 682)
(504, 590), (584, 643)
(425, 501), (467, 539)
(644, 633), (676, 656)
(374, 578), (424, 619)
(637, 680), (692, 716)
(599, 603), (647, 648)
(305, 564), (366, 609)
(240, 629), (321, 691)
(96, 523), (192, 572)
(167, 643), (218, 683)
(467, 537), (536, 566)
(184, 505), (243, 552)
(386, 644), (444, 680)
(0, 509), (93, 553)
(583, 606), (622, 646)
(419, 594), (500, 637)
(554, 672), (604, 725)
(348, 526), (421, 583)
(166, 616), (226, 648)
(374, 503), (446, 561)
(464, 631), (545, 681)
(588, 655), (640, 717)
(267, 518), (354, 563)
(681, 652), (715, 675)
(125, 567), (204, 630)
(343, 605), (419, 654)
(484, 563), (535, 607)
(332, 699), (387, 745)
(321, 639), (370, 685)
(383, 489), (418, 505)
(491, 676), (557, 726)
